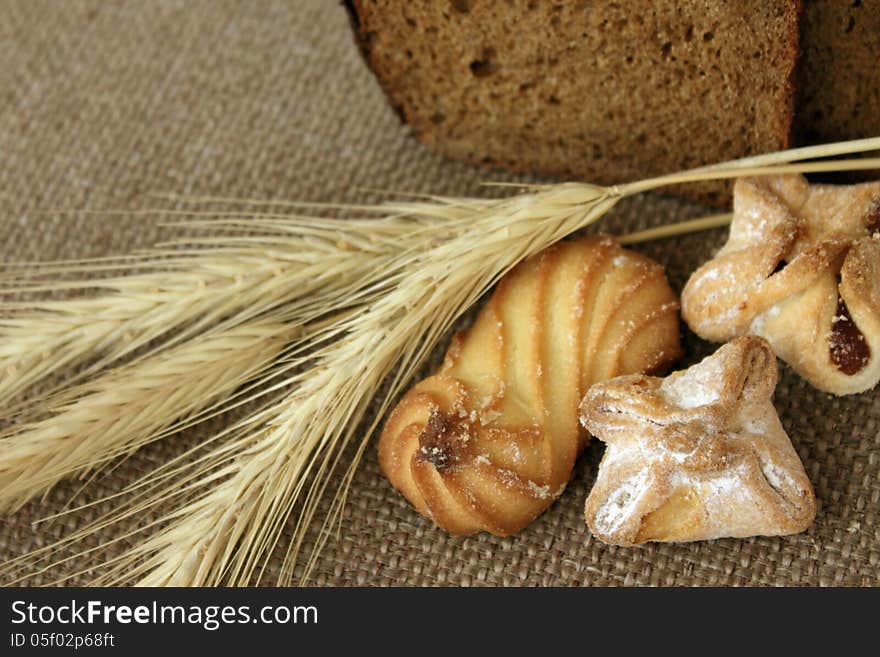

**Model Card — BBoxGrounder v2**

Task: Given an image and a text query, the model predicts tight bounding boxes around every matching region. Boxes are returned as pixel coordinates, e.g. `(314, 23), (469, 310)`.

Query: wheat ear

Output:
(0, 221), (402, 414)
(0, 321), (290, 513)
(89, 183), (615, 586)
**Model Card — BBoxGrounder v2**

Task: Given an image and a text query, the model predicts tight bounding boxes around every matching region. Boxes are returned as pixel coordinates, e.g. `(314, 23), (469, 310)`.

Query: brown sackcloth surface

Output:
(1, 1), (878, 587)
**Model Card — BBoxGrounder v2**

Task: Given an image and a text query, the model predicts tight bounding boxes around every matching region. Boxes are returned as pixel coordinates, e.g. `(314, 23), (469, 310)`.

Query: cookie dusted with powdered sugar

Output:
(579, 336), (816, 546)
(681, 174), (880, 395)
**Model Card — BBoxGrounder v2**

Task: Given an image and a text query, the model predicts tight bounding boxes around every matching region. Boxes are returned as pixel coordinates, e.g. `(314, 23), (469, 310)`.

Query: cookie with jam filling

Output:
(379, 237), (682, 535)
(682, 174), (880, 395)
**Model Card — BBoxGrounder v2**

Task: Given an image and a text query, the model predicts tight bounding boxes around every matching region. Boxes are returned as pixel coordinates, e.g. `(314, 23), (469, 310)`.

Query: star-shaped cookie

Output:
(681, 174), (880, 395)
(579, 336), (816, 546)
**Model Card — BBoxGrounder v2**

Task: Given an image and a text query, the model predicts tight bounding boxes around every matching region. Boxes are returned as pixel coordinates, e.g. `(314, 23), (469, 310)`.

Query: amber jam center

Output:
(829, 295), (871, 376)
(417, 410), (469, 472)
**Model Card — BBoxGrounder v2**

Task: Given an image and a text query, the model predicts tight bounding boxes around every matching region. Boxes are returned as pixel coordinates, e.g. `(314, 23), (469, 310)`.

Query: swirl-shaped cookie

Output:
(682, 174), (880, 395)
(580, 336), (816, 546)
(379, 236), (682, 536)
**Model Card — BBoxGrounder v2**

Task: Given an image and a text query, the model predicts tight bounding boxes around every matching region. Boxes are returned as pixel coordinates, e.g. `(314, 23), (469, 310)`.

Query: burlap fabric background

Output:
(1, 1), (877, 586)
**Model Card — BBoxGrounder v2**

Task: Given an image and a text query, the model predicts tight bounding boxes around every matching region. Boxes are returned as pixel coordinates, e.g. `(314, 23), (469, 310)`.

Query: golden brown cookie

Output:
(379, 236), (682, 536)
(579, 336), (816, 546)
(681, 174), (880, 395)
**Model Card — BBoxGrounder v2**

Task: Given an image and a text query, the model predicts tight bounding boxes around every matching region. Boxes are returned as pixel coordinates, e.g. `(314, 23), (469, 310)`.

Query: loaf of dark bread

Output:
(346, 0), (803, 205)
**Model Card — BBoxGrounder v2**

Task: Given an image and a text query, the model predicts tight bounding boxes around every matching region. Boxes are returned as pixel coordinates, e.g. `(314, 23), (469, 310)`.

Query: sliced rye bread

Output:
(345, 0), (802, 205)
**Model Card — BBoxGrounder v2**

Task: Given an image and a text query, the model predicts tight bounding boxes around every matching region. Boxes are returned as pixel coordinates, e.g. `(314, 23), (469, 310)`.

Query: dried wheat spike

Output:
(682, 174), (880, 395)
(579, 336), (816, 546)
(379, 236), (682, 536)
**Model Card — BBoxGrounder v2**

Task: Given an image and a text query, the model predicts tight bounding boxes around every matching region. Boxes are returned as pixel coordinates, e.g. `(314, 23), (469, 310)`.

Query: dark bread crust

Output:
(346, 1), (802, 206)
(343, 0), (408, 124)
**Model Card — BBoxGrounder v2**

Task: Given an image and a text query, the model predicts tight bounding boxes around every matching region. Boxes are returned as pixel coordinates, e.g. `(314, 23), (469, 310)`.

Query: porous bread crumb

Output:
(347, 0), (800, 205)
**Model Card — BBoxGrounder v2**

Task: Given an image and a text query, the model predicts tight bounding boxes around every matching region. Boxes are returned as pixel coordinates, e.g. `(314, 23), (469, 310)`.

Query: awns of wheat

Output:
(1, 139), (878, 586)
(0, 321), (289, 513)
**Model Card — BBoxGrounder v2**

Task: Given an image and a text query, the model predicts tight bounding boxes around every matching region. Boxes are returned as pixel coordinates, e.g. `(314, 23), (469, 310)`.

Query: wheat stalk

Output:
(124, 184), (617, 586)
(2, 137), (878, 586)
(619, 212), (734, 245)
(0, 321), (291, 513)
(0, 219), (409, 415)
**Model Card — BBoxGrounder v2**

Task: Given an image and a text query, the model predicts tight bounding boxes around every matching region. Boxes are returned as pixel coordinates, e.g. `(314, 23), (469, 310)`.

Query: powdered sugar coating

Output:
(682, 174), (880, 395)
(580, 336), (816, 546)
(659, 356), (723, 409)
(594, 467), (650, 535)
